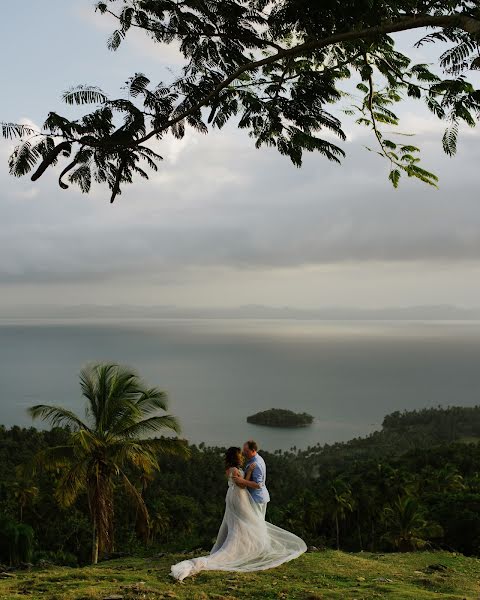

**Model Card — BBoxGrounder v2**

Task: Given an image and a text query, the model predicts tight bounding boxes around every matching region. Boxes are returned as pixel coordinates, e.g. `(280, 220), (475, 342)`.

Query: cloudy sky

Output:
(1, 2), (479, 312)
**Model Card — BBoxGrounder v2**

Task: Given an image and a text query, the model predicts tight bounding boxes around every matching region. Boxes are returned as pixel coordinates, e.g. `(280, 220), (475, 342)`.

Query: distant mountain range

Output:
(2, 303), (480, 320)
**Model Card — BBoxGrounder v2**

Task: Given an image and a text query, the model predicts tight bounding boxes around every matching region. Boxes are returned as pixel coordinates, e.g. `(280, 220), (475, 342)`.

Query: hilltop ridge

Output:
(1, 551), (479, 600)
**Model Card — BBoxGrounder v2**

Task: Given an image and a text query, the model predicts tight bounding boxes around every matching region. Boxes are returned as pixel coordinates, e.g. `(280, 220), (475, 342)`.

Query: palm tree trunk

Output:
(335, 514), (340, 550)
(92, 517), (99, 565)
(371, 519), (376, 552)
(357, 518), (363, 551)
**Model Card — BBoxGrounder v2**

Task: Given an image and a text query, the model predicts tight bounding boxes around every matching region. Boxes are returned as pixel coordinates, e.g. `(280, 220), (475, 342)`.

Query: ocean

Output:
(1, 318), (479, 451)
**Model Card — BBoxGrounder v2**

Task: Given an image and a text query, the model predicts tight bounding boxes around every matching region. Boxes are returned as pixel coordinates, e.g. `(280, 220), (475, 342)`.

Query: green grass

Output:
(1, 550), (479, 600)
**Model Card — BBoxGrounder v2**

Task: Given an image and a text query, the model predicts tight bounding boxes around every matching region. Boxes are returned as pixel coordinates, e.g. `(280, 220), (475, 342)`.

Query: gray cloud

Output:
(1, 124), (479, 289)
(1, 5), (480, 306)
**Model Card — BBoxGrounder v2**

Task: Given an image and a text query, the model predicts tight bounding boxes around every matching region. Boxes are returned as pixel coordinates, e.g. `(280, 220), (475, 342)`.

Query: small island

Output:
(247, 408), (314, 428)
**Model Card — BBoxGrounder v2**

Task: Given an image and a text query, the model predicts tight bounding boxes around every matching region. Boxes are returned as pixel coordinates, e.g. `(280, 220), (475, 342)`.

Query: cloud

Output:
(74, 4), (184, 69)
(1, 119), (479, 291)
(1, 5), (480, 307)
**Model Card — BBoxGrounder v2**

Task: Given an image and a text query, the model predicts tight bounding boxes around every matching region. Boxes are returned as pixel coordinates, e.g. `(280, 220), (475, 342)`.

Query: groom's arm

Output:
(233, 475), (260, 489)
(233, 464), (262, 489)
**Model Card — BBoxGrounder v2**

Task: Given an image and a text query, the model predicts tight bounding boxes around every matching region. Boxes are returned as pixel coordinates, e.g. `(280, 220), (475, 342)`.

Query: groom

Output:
(233, 440), (270, 516)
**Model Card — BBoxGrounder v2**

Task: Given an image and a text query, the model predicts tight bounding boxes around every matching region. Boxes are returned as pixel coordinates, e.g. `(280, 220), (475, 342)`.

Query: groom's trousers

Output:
(251, 501), (267, 518)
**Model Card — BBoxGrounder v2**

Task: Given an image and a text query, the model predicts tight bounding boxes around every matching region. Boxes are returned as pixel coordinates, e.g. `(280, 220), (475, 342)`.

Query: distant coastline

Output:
(2, 303), (480, 321)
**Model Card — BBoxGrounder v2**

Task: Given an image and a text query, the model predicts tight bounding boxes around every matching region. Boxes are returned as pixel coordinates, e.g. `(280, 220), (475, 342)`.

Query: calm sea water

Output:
(1, 318), (479, 451)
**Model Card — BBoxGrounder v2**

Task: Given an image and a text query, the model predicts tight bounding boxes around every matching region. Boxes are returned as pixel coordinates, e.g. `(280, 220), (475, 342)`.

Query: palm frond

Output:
(135, 387), (169, 414)
(142, 436), (191, 459)
(55, 459), (88, 507)
(70, 428), (103, 453)
(81, 363), (121, 431)
(103, 368), (142, 432)
(120, 470), (150, 529)
(110, 439), (159, 472)
(120, 414), (181, 438)
(124, 444), (159, 473)
(32, 444), (77, 472)
(28, 404), (90, 431)
(80, 365), (100, 425)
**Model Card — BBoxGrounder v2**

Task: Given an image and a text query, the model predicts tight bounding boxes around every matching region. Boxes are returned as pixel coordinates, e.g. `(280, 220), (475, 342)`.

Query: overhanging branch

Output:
(121, 12), (480, 149)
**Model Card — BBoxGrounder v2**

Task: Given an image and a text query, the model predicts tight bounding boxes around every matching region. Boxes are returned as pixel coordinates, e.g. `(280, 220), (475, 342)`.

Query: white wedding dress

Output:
(170, 468), (307, 581)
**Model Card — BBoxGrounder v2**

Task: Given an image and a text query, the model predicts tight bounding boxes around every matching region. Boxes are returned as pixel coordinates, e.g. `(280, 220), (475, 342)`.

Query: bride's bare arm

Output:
(229, 467), (247, 488)
(233, 463), (260, 489)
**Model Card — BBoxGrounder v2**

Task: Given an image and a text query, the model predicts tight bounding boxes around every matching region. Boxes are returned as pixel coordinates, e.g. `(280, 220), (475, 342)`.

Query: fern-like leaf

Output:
(8, 140), (42, 177)
(442, 120), (459, 156)
(1, 122), (37, 139)
(107, 29), (125, 51)
(69, 164), (92, 193)
(62, 85), (108, 106)
(127, 73), (151, 97)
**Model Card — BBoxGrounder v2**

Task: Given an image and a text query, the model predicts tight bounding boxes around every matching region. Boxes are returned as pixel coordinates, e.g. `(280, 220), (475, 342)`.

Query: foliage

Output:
(327, 479), (355, 550)
(382, 495), (443, 551)
(382, 404), (480, 441)
(0, 514), (35, 566)
(2, 1), (480, 201)
(1, 405), (480, 565)
(246, 408), (314, 427)
(27, 363), (186, 564)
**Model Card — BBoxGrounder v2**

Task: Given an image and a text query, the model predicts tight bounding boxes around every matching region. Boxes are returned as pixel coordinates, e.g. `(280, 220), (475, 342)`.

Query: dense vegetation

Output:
(1, 405), (480, 568)
(247, 408), (314, 427)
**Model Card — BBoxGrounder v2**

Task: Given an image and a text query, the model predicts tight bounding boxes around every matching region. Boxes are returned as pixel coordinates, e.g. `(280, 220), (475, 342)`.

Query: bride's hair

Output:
(225, 446), (244, 469)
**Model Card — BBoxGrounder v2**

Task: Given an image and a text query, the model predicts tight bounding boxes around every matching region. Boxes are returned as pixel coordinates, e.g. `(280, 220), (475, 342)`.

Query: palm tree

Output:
(29, 363), (187, 564)
(0, 515), (35, 565)
(431, 464), (466, 494)
(327, 479), (355, 550)
(382, 495), (440, 552)
(12, 474), (39, 523)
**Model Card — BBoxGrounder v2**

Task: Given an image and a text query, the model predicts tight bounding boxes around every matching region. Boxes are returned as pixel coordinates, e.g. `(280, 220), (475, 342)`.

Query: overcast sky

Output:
(1, 2), (479, 311)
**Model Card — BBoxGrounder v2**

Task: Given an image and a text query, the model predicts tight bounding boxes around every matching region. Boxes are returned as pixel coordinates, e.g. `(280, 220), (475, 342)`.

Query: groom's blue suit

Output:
(245, 453), (270, 505)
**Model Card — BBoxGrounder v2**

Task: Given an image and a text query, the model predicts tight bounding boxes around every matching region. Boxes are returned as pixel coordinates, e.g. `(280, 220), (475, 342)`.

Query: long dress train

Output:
(170, 468), (306, 580)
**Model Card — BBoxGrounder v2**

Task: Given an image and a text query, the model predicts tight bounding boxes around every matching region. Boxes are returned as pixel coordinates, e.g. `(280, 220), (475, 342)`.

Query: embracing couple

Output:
(170, 440), (307, 581)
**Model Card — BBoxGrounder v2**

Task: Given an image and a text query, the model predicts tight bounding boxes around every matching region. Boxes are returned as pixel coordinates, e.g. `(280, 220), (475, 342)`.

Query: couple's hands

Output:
(233, 462), (255, 486)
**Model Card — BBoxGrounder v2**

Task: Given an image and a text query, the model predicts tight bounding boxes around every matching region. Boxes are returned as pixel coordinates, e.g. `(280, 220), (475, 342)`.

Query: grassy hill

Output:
(1, 550), (479, 600)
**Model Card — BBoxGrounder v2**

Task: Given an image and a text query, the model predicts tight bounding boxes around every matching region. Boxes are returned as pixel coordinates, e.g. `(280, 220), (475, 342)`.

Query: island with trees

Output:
(247, 408), (314, 428)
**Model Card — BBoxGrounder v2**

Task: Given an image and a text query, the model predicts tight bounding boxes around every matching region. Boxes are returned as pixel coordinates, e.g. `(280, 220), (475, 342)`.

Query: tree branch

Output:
(124, 12), (480, 149)
(103, 7), (284, 51)
(58, 157), (80, 190)
(30, 141), (72, 181)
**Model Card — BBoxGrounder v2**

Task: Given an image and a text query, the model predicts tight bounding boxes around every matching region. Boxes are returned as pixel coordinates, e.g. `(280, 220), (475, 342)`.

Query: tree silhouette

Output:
(1, 1), (480, 201)
(29, 363), (187, 563)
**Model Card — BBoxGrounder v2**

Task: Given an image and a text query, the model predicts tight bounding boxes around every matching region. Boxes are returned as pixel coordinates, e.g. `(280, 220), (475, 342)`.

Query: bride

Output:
(170, 446), (306, 581)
